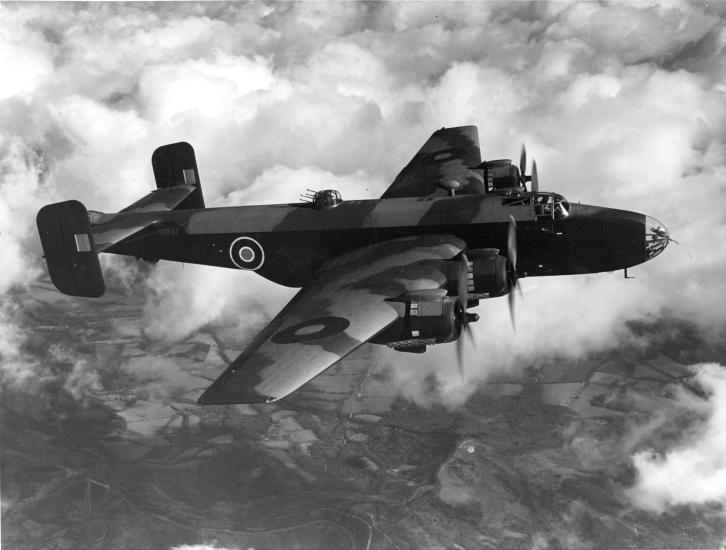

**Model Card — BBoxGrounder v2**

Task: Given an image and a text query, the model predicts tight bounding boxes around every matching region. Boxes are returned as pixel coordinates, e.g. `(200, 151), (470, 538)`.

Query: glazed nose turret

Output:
(645, 216), (670, 261)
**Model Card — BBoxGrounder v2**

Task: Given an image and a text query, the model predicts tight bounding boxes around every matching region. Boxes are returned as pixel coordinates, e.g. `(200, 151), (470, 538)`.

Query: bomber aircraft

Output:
(36, 126), (671, 404)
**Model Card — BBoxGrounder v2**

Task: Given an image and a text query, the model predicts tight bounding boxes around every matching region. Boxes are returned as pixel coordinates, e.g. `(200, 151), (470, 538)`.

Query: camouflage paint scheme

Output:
(36, 126), (670, 404)
(200, 234), (464, 403)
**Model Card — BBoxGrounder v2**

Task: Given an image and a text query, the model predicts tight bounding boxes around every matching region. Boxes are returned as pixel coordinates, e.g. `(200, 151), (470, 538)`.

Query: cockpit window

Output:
(535, 192), (569, 219)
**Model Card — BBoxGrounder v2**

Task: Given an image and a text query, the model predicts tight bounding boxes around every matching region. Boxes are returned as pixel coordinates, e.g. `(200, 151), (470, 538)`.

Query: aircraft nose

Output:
(645, 216), (669, 260)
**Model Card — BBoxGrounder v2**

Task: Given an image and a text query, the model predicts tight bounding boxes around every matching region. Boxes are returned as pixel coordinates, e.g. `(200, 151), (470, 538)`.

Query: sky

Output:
(1, 0), (726, 527)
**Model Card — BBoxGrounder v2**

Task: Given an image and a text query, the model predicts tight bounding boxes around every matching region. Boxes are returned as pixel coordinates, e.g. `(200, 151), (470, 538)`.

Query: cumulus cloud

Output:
(0, 138), (46, 292)
(0, 7), (54, 101)
(142, 262), (293, 344)
(626, 363), (726, 513)
(48, 344), (102, 401)
(226, 164), (384, 205)
(1, 2), (724, 414)
(553, 361), (726, 518)
(0, 301), (101, 414)
(386, 272), (666, 407)
(0, 303), (40, 389)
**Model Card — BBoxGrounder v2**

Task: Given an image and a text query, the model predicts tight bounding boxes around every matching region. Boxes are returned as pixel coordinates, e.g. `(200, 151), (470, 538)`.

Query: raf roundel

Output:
(229, 236), (265, 270)
(271, 317), (351, 344)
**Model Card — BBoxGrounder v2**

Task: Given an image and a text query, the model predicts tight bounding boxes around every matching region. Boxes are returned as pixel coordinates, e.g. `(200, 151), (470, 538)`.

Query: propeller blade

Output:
(507, 215), (520, 330)
(519, 144), (527, 180)
(456, 334), (465, 379)
(465, 322), (477, 349)
(531, 159), (539, 195)
(454, 251), (481, 379)
(456, 322), (477, 380)
(507, 215), (518, 272)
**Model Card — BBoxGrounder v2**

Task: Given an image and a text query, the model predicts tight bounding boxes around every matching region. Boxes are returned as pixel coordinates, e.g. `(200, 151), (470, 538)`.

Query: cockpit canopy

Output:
(534, 192), (569, 219)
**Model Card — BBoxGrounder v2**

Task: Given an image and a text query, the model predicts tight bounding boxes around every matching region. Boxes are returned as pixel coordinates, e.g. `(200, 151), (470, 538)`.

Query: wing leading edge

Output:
(198, 234), (466, 404)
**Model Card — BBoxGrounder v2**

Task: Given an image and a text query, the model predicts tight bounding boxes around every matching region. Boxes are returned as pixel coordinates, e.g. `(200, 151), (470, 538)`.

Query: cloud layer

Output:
(627, 363), (726, 513)
(2, 1), (725, 521)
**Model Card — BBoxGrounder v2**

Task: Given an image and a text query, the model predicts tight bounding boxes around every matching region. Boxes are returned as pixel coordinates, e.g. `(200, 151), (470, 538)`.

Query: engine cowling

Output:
(467, 248), (512, 298)
(371, 293), (464, 353)
(375, 250), (514, 353)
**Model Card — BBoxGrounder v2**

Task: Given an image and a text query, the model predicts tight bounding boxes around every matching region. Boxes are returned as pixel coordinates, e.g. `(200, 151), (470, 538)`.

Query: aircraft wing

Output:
(197, 234), (465, 404)
(381, 125), (484, 199)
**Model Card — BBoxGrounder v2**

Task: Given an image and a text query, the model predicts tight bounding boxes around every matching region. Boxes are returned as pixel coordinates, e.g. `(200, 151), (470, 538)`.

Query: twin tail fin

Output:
(36, 142), (205, 298)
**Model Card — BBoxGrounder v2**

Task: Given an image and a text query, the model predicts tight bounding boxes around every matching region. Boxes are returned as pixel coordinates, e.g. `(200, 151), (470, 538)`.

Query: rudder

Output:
(36, 200), (105, 298)
(151, 142), (205, 209)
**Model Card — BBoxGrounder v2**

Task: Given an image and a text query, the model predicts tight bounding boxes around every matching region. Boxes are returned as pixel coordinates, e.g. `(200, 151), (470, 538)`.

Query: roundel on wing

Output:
(229, 236), (265, 270)
(421, 148), (463, 165)
(271, 317), (351, 344)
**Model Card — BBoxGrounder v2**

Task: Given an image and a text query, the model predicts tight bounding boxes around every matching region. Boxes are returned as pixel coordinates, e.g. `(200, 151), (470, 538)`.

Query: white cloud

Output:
(546, 2), (717, 66)
(0, 1), (724, 411)
(0, 303), (101, 407)
(226, 164), (384, 205)
(138, 52), (276, 125)
(0, 138), (46, 292)
(142, 262), (294, 344)
(0, 303), (40, 389)
(0, 5), (55, 101)
(0, 6), (725, 547)
(427, 62), (527, 129)
(386, 273), (665, 408)
(49, 344), (102, 401)
(48, 95), (152, 208)
(626, 363), (726, 513)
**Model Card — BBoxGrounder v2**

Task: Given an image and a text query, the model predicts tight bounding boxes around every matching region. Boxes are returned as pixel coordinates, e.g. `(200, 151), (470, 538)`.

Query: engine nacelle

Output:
(375, 250), (513, 353)
(468, 248), (512, 298)
(371, 292), (464, 353)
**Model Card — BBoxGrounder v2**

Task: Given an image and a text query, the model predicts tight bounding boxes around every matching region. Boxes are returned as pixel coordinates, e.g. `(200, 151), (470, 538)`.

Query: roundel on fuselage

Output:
(229, 236), (265, 270)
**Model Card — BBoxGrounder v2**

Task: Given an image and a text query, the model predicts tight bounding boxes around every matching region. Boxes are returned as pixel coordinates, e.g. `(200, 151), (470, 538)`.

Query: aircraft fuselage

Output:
(106, 193), (657, 287)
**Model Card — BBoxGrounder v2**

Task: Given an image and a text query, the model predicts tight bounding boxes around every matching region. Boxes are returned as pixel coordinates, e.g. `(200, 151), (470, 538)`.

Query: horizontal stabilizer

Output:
(90, 185), (195, 252)
(120, 184), (195, 214)
(36, 200), (105, 298)
(151, 142), (205, 209)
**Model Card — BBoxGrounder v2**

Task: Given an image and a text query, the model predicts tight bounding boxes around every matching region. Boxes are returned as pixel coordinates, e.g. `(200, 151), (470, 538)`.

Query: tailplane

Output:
(36, 142), (205, 297)
(36, 200), (105, 298)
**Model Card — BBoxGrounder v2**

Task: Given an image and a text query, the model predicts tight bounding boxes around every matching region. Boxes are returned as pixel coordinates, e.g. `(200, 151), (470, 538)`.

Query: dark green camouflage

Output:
(36, 126), (670, 404)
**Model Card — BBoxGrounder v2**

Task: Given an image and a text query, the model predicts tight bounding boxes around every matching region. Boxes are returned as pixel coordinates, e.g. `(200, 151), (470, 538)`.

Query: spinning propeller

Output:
(453, 143), (537, 373)
(507, 215), (523, 329)
(453, 215), (522, 376)
(519, 144), (539, 195)
(455, 252), (479, 379)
